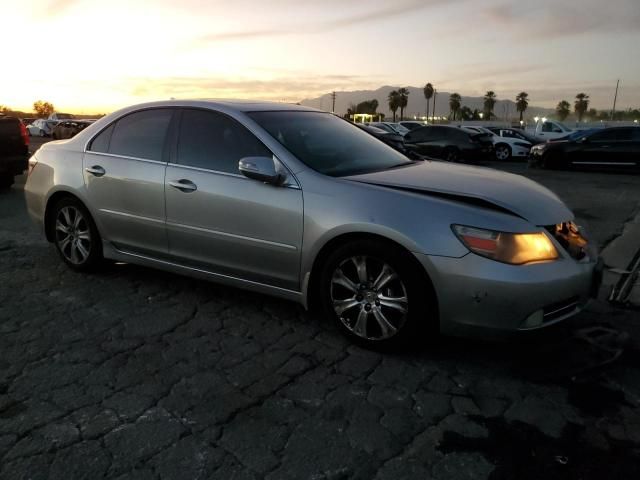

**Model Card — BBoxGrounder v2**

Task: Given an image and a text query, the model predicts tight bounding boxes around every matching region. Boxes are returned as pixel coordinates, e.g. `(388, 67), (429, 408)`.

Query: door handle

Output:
(600, 145), (610, 148)
(169, 179), (197, 192)
(85, 165), (105, 177)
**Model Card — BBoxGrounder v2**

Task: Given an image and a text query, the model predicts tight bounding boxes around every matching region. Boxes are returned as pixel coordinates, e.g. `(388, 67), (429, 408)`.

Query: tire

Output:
(0, 175), (14, 189)
(443, 148), (460, 163)
(495, 144), (512, 161)
(318, 239), (437, 350)
(542, 152), (566, 170)
(52, 197), (103, 271)
(40, 129), (46, 137)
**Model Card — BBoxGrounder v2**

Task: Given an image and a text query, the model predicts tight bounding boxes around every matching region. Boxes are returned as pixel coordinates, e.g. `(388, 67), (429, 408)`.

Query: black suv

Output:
(529, 127), (640, 170)
(0, 115), (29, 188)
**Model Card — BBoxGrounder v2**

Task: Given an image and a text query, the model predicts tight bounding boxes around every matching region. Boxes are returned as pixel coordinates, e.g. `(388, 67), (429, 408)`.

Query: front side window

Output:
(589, 129), (630, 142)
(108, 109), (173, 161)
(176, 109), (272, 173)
(249, 111), (412, 177)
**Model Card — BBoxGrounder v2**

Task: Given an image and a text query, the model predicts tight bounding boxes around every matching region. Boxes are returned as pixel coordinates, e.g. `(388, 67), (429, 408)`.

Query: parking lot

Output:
(1, 152), (640, 479)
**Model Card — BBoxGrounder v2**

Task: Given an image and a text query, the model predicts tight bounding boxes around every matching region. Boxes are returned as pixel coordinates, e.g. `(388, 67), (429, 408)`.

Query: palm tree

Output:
(423, 83), (434, 123)
(556, 100), (571, 121)
(515, 92), (529, 122)
(575, 93), (590, 122)
(483, 91), (497, 119)
(397, 87), (410, 121)
(388, 91), (400, 122)
(449, 93), (461, 120)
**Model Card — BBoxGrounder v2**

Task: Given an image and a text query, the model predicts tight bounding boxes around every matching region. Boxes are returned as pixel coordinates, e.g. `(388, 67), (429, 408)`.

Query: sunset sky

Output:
(2, 0), (639, 113)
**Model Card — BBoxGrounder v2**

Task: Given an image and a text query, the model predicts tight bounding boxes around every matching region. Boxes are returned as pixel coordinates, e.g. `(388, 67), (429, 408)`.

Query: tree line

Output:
(0, 100), (56, 118)
(346, 87), (633, 124)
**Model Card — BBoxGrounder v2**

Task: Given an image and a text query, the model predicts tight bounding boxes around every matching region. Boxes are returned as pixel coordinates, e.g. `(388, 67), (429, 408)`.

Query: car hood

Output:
(345, 161), (573, 226)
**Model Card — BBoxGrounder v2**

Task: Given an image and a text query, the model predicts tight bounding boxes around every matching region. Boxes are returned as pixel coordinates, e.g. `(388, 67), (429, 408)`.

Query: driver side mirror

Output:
(239, 156), (284, 185)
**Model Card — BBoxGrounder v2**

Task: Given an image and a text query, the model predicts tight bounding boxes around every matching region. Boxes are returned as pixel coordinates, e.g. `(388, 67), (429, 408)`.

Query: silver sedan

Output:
(24, 100), (600, 348)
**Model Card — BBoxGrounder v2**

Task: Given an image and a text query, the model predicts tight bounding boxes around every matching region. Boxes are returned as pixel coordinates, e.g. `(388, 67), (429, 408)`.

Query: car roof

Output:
(112, 99), (321, 113)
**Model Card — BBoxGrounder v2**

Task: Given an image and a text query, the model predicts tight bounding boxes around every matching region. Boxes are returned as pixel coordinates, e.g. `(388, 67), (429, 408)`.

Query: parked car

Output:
(22, 117), (37, 126)
(0, 115), (29, 188)
(27, 119), (58, 137)
(463, 126), (532, 161)
(357, 124), (404, 149)
(356, 124), (423, 159)
(48, 113), (75, 121)
(399, 121), (426, 131)
(52, 120), (93, 140)
(367, 122), (410, 136)
(404, 125), (494, 162)
(527, 119), (573, 141)
(487, 127), (543, 146)
(25, 100), (600, 348)
(548, 128), (599, 143)
(529, 127), (640, 170)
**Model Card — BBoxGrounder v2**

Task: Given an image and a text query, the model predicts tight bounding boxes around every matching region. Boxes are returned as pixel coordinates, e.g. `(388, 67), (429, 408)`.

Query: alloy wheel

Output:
(445, 149), (458, 162)
(55, 206), (91, 265)
(495, 145), (510, 160)
(330, 255), (408, 341)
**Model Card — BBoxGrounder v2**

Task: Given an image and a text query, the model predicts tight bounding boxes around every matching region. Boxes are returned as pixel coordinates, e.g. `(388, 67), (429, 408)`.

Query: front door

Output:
(83, 108), (173, 255)
(572, 129), (627, 167)
(164, 108), (303, 290)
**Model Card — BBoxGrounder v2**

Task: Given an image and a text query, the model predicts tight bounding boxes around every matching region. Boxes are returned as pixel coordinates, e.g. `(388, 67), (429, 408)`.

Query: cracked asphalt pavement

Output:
(1, 161), (640, 479)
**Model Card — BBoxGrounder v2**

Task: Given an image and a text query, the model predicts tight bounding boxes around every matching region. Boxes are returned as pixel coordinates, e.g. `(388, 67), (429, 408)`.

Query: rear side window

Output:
(104, 109), (173, 161)
(89, 124), (114, 153)
(0, 118), (20, 136)
(176, 109), (271, 174)
(451, 129), (470, 141)
(632, 128), (640, 141)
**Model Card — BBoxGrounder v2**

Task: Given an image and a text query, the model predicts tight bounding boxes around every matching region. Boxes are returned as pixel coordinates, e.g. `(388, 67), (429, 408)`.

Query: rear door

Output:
(0, 118), (26, 158)
(164, 108), (303, 290)
(573, 128), (631, 167)
(631, 128), (640, 169)
(83, 108), (174, 255)
(406, 127), (440, 156)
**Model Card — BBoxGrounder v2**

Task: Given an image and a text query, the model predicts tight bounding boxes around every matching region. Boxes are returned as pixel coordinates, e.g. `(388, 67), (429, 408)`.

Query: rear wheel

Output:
(39, 129), (46, 137)
(443, 148), (460, 163)
(52, 197), (103, 271)
(318, 239), (437, 349)
(495, 144), (512, 161)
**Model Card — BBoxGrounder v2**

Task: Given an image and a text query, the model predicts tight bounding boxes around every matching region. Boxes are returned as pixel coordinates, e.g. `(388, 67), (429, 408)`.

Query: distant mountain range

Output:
(300, 85), (555, 120)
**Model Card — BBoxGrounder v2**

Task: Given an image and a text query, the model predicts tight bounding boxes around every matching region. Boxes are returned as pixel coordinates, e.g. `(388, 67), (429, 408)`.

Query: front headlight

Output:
(531, 144), (548, 153)
(452, 225), (559, 265)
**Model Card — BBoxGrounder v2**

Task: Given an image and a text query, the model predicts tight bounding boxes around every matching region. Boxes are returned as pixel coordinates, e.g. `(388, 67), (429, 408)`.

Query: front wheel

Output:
(318, 240), (437, 349)
(52, 197), (103, 271)
(495, 144), (512, 161)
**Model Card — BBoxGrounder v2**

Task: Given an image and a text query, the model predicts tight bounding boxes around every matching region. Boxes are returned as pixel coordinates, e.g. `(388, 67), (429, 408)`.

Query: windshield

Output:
(248, 111), (412, 177)
(392, 124), (410, 135)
